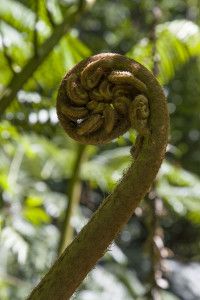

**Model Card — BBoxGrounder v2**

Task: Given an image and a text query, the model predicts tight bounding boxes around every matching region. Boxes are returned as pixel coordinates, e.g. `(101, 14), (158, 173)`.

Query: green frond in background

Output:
(128, 20), (200, 84)
(158, 162), (200, 223)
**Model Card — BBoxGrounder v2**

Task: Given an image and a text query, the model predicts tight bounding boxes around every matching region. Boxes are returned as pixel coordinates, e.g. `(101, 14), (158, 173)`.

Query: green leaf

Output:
(81, 147), (131, 191)
(157, 162), (200, 223)
(23, 207), (50, 225)
(127, 19), (200, 84)
(0, 174), (9, 192)
(0, 227), (28, 264)
(0, 0), (35, 34)
(25, 195), (43, 207)
(0, 0), (51, 36)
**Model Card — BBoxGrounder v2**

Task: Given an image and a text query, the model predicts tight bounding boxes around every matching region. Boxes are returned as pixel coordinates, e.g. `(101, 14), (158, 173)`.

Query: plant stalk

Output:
(58, 143), (86, 255)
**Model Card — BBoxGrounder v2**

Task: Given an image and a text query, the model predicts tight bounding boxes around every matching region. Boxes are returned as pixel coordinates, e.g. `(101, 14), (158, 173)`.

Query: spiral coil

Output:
(57, 53), (150, 144)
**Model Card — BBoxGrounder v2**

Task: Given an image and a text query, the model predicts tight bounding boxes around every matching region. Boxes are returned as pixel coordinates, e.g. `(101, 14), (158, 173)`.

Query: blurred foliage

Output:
(0, 0), (200, 299)
(128, 20), (200, 84)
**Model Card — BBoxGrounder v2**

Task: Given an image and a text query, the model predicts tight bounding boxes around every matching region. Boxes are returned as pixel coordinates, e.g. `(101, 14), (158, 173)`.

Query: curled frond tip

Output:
(56, 53), (158, 145)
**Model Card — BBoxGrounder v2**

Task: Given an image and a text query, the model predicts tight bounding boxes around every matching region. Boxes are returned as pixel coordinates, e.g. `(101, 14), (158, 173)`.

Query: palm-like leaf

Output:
(127, 20), (200, 84)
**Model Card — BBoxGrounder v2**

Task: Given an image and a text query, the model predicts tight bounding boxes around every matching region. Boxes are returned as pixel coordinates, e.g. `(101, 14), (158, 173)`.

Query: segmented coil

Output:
(56, 53), (150, 144)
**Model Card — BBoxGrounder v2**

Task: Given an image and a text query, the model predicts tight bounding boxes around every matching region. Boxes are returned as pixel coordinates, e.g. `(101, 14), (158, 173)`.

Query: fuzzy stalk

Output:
(27, 53), (169, 300)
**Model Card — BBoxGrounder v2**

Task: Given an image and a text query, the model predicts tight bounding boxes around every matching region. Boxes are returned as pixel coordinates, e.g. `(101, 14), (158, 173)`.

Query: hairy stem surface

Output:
(27, 53), (169, 300)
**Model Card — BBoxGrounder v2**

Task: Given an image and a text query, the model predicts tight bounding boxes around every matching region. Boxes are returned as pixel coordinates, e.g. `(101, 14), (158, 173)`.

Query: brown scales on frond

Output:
(57, 53), (152, 144)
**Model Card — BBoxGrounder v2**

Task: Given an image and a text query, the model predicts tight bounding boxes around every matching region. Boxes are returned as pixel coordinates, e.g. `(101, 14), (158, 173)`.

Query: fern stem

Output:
(27, 53), (169, 300)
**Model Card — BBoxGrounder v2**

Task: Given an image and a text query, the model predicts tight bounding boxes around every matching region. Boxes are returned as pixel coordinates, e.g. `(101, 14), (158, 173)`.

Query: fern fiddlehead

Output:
(28, 53), (169, 300)
(57, 53), (151, 144)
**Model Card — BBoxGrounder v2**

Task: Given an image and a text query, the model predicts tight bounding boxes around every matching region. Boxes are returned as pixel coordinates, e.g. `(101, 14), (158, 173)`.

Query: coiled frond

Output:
(57, 53), (152, 144)
(28, 53), (169, 300)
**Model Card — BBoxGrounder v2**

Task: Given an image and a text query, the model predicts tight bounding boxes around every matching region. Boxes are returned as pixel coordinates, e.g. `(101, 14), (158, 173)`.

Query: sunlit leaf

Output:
(25, 195), (43, 207)
(23, 207), (50, 225)
(81, 147), (131, 191)
(0, 0), (50, 36)
(157, 162), (200, 223)
(0, 227), (28, 264)
(127, 19), (200, 84)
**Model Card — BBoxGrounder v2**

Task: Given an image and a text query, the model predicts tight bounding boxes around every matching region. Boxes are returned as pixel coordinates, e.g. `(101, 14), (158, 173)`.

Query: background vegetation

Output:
(0, 0), (200, 299)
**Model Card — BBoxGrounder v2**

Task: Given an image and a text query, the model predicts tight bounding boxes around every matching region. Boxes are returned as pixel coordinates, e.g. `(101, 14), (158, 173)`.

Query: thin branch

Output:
(46, 3), (56, 28)
(145, 190), (162, 300)
(0, 26), (16, 75)
(58, 143), (86, 255)
(145, 5), (164, 300)
(0, 2), (87, 117)
(149, 5), (162, 77)
(33, 0), (39, 57)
